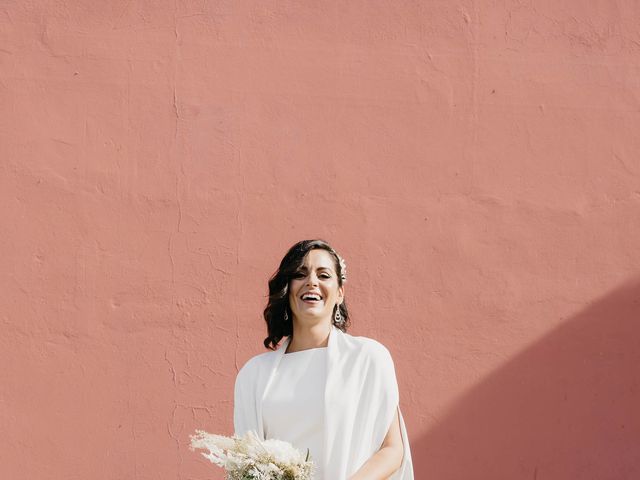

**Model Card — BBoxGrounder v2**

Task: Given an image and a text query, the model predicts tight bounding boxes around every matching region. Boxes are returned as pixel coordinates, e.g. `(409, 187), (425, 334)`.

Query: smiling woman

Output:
(233, 239), (414, 479)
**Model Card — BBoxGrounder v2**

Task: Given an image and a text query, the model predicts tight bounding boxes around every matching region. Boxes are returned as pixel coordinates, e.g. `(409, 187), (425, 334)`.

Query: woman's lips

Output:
(302, 298), (322, 305)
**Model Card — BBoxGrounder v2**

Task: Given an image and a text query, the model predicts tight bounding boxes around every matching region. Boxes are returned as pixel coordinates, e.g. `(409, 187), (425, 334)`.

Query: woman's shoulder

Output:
(236, 347), (279, 379)
(344, 331), (394, 363)
(240, 349), (274, 368)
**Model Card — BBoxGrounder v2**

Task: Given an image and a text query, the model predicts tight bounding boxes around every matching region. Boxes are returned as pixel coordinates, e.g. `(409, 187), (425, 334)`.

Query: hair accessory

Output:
(334, 305), (343, 325)
(336, 253), (347, 283)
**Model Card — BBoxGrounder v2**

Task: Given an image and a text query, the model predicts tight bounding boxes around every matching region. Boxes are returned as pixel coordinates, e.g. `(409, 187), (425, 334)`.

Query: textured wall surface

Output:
(1, 1), (639, 479)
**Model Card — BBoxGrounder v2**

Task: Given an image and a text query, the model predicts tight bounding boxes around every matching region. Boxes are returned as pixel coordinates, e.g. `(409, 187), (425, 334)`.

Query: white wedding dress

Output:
(234, 326), (414, 479)
(262, 346), (327, 480)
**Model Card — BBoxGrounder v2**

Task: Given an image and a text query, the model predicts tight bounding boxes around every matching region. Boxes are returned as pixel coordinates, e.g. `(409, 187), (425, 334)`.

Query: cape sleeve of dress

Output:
(366, 341), (414, 480)
(324, 330), (414, 479)
(233, 356), (260, 438)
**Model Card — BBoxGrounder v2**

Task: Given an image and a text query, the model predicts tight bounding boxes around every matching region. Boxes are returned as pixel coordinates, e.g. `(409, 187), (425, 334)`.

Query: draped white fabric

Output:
(262, 347), (327, 479)
(234, 325), (414, 479)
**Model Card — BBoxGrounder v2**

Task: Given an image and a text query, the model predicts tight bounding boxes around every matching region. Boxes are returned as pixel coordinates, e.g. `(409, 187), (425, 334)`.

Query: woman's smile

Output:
(301, 291), (323, 306)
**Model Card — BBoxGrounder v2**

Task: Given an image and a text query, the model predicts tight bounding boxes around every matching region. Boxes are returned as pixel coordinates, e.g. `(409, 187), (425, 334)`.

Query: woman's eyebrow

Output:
(298, 266), (333, 271)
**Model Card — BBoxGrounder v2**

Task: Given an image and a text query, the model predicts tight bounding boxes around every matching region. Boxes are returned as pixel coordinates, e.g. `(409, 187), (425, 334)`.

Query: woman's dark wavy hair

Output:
(263, 239), (350, 350)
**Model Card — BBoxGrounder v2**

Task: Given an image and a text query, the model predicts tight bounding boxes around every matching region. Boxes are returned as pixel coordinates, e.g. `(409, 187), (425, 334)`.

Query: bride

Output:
(234, 239), (414, 479)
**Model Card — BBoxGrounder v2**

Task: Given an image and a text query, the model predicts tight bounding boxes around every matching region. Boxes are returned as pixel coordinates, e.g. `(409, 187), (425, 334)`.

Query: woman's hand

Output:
(347, 408), (404, 480)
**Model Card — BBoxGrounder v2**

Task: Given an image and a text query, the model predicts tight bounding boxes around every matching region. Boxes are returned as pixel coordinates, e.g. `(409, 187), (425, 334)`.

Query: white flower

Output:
(190, 429), (314, 479)
(262, 437), (306, 464)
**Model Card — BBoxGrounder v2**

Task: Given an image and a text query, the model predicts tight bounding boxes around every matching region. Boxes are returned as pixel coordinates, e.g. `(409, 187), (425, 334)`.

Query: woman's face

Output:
(288, 249), (344, 326)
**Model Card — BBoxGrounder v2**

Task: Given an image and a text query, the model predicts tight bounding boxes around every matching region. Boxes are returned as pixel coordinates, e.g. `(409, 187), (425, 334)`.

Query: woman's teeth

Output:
(301, 294), (322, 303)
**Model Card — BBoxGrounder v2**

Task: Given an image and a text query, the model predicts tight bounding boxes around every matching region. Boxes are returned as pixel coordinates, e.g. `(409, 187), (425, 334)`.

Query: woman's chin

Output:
(295, 311), (330, 322)
(298, 303), (324, 313)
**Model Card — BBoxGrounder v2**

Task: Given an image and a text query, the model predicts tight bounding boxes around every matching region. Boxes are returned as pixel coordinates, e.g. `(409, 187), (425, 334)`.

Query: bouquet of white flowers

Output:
(189, 429), (315, 480)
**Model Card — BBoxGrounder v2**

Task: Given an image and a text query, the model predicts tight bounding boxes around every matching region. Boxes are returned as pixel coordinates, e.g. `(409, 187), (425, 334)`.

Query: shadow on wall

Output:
(413, 278), (640, 480)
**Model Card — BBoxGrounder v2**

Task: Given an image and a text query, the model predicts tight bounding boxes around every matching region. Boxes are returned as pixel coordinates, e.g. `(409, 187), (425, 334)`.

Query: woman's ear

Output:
(337, 285), (345, 304)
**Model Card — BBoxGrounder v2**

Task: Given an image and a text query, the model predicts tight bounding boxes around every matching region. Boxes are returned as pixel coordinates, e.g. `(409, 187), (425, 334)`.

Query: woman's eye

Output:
(292, 272), (330, 279)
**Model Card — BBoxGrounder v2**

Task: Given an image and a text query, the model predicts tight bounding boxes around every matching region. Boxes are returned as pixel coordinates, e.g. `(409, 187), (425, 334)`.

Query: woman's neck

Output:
(287, 321), (331, 353)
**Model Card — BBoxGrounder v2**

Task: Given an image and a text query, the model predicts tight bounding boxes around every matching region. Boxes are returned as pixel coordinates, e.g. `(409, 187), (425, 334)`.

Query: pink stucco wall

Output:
(1, 1), (639, 479)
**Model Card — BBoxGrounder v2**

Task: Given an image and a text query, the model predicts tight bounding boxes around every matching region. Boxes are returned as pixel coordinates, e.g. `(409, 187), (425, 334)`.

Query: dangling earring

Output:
(334, 305), (342, 325)
(284, 308), (289, 322)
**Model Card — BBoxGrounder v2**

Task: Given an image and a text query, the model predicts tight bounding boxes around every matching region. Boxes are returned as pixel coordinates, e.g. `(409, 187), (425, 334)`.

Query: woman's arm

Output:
(348, 407), (404, 480)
